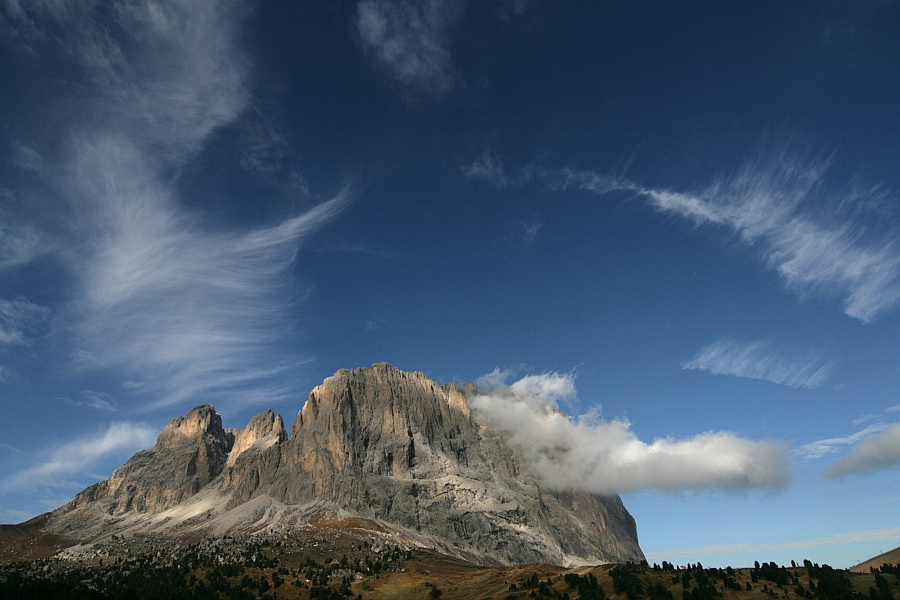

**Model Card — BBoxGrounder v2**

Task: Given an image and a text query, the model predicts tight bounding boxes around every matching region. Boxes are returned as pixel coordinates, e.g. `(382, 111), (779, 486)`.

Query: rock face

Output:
(45, 364), (644, 566)
(62, 405), (230, 517)
(225, 410), (286, 468)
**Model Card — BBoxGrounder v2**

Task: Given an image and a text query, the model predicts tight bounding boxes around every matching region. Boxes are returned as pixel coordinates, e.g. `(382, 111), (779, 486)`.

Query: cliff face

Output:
(63, 405), (230, 516)
(47, 364), (644, 567)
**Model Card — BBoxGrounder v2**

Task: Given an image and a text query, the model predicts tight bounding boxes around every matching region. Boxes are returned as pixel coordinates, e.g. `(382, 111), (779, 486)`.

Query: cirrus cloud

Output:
(684, 339), (833, 389)
(557, 153), (900, 323)
(1, 0), (351, 412)
(0, 422), (156, 495)
(357, 0), (464, 95)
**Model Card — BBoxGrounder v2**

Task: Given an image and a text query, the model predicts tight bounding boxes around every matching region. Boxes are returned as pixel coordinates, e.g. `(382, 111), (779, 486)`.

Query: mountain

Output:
(852, 546), (900, 573)
(39, 363), (644, 567)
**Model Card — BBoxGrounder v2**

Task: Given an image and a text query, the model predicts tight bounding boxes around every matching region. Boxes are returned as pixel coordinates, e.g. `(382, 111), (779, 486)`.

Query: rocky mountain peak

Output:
(44, 363), (644, 567)
(157, 404), (227, 450)
(289, 363), (473, 479)
(226, 410), (286, 467)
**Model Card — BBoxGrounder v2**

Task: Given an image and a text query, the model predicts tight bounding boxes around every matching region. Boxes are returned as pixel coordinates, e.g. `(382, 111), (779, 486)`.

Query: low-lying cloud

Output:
(469, 371), (790, 494)
(684, 339), (832, 389)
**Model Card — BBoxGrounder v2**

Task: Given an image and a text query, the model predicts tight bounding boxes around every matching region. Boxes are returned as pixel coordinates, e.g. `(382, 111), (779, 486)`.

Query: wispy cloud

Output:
(356, 0), (463, 95)
(558, 154), (900, 323)
(684, 339), (832, 389)
(0, 422), (156, 494)
(795, 424), (888, 460)
(69, 150), (351, 408)
(0, 298), (48, 346)
(0, 443), (21, 455)
(495, 0), (535, 21)
(0, 218), (51, 270)
(462, 148), (509, 187)
(366, 319), (386, 331)
(60, 390), (117, 412)
(469, 371), (790, 494)
(824, 423), (900, 478)
(2, 1), (351, 410)
(645, 526), (900, 561)
(0, 506), (37, 524)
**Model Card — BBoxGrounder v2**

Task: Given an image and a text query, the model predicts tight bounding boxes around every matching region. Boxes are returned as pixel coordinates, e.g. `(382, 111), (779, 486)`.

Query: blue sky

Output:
(1, 0), (900, 569)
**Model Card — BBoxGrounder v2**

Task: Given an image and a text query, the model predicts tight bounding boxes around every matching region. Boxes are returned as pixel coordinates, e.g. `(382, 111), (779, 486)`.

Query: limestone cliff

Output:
(60, 405), (230, 518)
(45, 364), (644, 566)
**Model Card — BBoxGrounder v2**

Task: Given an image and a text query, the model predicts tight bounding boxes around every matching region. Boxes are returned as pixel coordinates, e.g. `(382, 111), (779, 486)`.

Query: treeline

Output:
(0, 539), (414, 600)
(510, 571), (604, 600)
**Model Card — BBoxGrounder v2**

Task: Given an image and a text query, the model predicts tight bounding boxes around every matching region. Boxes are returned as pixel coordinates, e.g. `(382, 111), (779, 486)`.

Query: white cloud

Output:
(521, 222), (543, 245)
(1, 0), (351, 410)
(357, 0), (463, 95)
(366, 319), (386, 331)
(0, 219), (51, 269)
(683, 339), (832, 389)
(560, 155), (900, 323)
(0, 422), (156, 494)
(60, 390), (117, 412)
(824, 423), (900, 478)
(645, 526), (900, 561)
(795, 424), (888, 460)
(0, 506), (37, 524)
(507, 371), (576, 406)
(68, 142), (350, 408)
(0, 297), (48, 346)
(3, 0), (252, 163)
(475, 366), (515, 390)
(0, 442), (21, 455)
(469, 371), (790, 494)
(462, 148), (509, 187)
(495, 0), (535, 21)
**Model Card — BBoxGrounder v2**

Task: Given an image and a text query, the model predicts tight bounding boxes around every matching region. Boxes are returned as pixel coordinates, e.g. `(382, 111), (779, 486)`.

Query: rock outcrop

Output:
(225, 410), (286, 468)
(61, 405), (230, 518)
(44, 364), (644, 567)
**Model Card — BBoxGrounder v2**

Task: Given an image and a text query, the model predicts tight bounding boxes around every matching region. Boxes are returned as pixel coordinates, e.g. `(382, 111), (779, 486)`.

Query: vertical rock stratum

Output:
(42, 363), (644, 567)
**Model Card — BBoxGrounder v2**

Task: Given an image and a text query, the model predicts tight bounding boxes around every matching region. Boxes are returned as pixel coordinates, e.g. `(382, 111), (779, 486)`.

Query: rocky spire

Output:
(225, 410), (287, 467)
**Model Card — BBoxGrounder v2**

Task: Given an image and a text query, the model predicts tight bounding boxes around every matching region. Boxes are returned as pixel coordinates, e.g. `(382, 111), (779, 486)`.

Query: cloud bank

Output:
(558, 154), (900, 323)
(469, 371), (790, 494)
(684, 339), (832, 389)
(824, 424), (900, 478)
(357, 0), (463, 95)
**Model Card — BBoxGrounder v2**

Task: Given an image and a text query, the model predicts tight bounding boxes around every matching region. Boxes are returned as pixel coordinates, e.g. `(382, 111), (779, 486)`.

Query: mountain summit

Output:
(43, 363), (644, 566)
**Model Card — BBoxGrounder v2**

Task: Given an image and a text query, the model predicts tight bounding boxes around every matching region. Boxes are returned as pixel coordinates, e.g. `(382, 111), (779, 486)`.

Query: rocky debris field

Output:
(0, 517), (416, 599)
